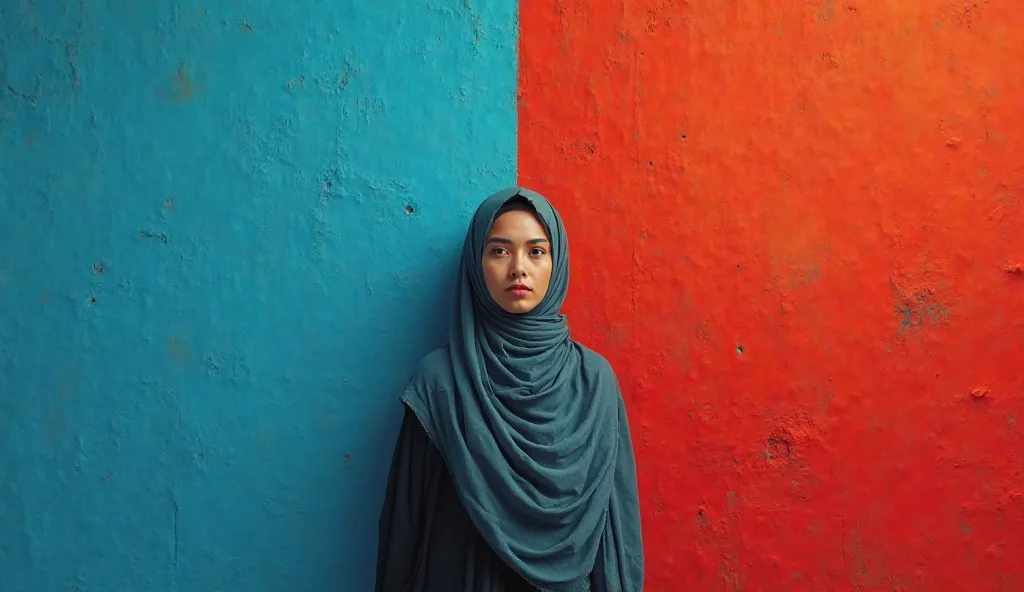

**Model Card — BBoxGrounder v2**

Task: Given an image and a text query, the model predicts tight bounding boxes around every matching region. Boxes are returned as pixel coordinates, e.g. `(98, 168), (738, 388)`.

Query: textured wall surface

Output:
(6, 0), (1024, 589)
(0, 1), (516, 590)
(519, 0), (1024, 590)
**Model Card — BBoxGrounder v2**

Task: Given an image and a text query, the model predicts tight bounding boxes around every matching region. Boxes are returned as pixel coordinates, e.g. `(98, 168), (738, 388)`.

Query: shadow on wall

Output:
(0, 0), (517, 590)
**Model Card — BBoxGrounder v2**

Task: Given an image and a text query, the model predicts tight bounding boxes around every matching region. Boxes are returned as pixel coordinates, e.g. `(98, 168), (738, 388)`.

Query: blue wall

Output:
(0, 1), (517, 589)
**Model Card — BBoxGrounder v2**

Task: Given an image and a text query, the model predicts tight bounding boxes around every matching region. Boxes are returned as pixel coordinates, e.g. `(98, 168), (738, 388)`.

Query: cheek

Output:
(482, 261), (504, 288)
(536, 260), (553, 286)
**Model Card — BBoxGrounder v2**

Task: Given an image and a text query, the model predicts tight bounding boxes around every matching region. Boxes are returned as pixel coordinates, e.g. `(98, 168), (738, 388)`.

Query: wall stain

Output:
(171, 61), (194, 101)
(169, 336), (192, 364)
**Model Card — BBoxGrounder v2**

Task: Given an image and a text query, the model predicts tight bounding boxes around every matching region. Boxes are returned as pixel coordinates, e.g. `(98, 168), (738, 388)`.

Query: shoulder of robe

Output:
(404, 344), (455, 396)
(573, 341), (616, 375)
(573, 342), (623, 397)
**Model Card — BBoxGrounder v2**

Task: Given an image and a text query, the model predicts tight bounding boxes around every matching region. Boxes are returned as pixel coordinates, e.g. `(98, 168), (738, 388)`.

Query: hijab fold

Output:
(402, 187), (641, 591)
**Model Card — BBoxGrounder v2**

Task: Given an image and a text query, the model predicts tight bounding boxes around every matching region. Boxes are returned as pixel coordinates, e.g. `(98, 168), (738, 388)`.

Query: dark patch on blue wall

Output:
(0, 0), (518, 590)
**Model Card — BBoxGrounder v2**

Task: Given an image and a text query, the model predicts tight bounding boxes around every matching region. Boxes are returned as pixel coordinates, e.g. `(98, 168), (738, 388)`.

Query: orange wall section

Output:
(519, 1), (1024, 590)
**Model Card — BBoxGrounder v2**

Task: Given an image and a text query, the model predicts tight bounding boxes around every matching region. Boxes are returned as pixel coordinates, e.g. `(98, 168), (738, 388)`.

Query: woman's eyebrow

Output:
(485, 237), (549, 245)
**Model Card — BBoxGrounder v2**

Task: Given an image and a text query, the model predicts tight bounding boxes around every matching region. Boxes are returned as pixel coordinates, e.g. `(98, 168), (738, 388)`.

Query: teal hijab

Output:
(402, 187), (643, 591)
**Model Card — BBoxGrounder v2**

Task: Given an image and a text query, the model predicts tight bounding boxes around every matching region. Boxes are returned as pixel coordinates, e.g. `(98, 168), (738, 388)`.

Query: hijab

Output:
(401, 187), (641, 591)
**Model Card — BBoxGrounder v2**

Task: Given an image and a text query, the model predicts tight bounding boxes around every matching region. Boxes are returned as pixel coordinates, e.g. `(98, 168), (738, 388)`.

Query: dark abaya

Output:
(375, 407), (544, 592)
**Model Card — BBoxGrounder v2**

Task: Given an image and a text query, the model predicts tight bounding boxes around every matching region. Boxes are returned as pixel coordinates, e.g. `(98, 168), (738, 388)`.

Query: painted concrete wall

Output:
(6, 0), (1023, 590)
(0, 1), (516, 590)
(520, 0), (1024, 590)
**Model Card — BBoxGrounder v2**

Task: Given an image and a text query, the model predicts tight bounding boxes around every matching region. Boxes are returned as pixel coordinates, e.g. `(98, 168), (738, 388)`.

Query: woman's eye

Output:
(492, 247), (508, 256)
(531, 248), (546, 256)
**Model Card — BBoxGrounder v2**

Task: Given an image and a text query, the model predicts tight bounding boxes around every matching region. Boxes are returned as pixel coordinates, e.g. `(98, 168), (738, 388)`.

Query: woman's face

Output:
(482, 209), (552, 314)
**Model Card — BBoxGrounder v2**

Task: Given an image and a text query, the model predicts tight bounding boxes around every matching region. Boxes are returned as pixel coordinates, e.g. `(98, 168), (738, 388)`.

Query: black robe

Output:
(375, 407), (594, 591)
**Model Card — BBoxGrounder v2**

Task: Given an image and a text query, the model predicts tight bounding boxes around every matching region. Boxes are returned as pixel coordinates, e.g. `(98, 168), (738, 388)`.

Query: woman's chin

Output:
(498, 297), (539, 315)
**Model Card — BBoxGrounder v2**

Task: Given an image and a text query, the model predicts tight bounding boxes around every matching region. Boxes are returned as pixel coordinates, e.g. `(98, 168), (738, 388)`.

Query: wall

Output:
(519, 0), (1024, 590)
(5, 0), (1024, 590)
(0, 1), (517, 590)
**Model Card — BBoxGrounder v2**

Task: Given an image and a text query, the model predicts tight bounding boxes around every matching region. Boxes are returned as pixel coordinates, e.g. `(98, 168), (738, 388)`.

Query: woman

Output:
(375, 187), (644, 591)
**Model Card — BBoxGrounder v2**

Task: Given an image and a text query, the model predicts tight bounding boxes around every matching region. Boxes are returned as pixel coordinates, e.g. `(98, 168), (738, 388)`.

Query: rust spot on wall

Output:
(171, 62), (193, 102)
(169, 336), (192, 364)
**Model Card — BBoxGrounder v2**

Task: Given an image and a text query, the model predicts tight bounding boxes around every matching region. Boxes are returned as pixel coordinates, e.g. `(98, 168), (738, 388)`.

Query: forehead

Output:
(486, 209), (549, 238)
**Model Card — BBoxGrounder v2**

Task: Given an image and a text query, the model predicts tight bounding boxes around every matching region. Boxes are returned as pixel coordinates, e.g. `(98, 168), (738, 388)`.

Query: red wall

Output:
(519, 1), (1024, 589)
